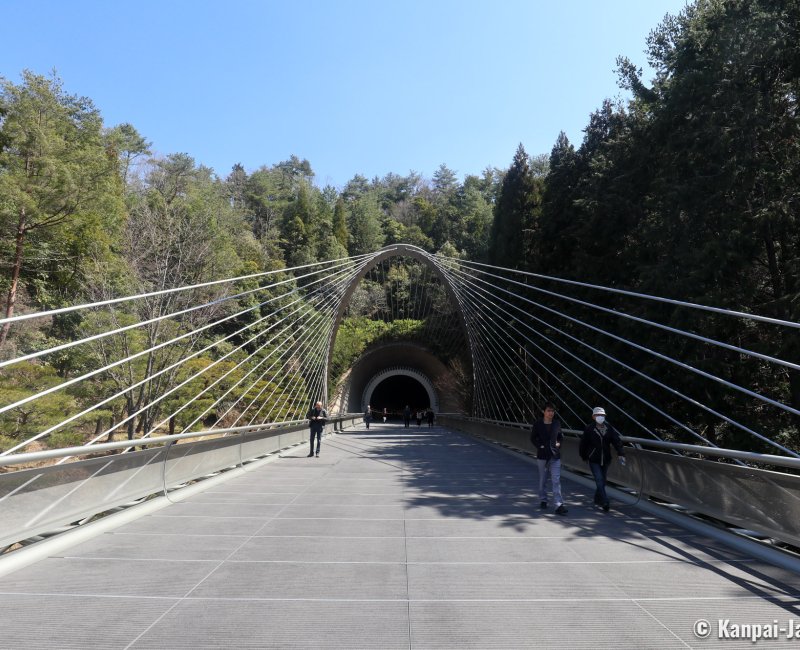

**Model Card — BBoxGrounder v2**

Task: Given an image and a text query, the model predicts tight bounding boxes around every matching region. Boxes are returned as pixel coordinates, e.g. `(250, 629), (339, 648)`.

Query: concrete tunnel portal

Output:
(330, 342), (464, 416)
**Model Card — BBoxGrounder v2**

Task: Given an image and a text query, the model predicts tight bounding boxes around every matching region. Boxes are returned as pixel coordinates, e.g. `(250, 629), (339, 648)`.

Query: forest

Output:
(1, 0), (798, 454)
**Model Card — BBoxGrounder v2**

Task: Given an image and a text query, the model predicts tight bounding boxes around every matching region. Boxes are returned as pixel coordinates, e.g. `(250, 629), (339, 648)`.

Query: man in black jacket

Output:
(307, 401), (327, 457)
(579, 406), (626, 511)
(531, 402), (568, 515)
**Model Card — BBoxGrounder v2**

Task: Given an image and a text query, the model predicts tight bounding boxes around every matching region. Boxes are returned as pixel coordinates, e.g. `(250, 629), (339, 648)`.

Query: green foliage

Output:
(105, 122), (150, 185)
(489, 144), (543, 269)
(46, 430), (85, 449)
(0, 70), (124, 345)
(332, 198), (348, 250)
(347, 193), (385, 254)
(453, 176), (494, 261)
(330, 316), (427, 384)
(0, 70), (516, 455)
(0, 362), (79, 442)
(526, 0), (800, 448)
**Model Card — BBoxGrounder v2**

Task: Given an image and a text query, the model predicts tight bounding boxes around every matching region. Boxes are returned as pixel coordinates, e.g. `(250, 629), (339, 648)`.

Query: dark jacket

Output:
(531, 417), (563, 461)
(579, 422), (625, 465)
(307, 407), (327, 433)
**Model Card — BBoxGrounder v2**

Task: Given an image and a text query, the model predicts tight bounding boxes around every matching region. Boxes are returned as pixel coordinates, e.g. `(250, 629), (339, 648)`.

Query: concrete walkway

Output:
(1, 424), (798, 648)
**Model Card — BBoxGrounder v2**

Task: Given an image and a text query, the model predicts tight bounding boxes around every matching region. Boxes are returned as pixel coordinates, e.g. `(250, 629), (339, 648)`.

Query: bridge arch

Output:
(325, 244), (474, 406)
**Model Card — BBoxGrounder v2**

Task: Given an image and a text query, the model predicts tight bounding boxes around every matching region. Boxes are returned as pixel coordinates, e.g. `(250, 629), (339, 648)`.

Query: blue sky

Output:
(3, 0), (687, 188)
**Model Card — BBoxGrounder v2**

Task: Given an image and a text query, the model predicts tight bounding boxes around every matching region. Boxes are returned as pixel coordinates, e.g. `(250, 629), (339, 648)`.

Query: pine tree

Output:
(0, 71), (123, 347)
(332, 198), (348, 250)
(489, 144), (542, 269)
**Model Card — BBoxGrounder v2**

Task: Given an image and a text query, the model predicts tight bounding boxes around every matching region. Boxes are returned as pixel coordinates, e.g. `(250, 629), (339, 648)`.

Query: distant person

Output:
(382, 407), (387, 423)
(306, 401), (327, 458)
(416, 409), (423, 426)
(364, 404), (372, 429)
(579, 406), (626, 511)
(403, 405), (412, 428)
(426, 408), (434, 427)
(531, 402), (567, 515)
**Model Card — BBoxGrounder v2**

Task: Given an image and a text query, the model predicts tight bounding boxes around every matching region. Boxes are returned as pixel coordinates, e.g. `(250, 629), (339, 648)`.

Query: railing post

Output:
(162, 440), (175, 496)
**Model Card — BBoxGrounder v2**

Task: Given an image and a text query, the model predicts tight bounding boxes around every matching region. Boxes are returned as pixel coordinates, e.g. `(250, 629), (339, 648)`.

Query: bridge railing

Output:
(0, 415), (362, 553)
(439, 415), (800, 549)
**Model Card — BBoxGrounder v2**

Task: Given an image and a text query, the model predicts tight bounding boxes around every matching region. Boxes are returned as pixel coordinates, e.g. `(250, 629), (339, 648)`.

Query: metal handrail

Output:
(441, 414), (800, 470)
(0, 416), (355, 468)
(619, 435), (800, 470)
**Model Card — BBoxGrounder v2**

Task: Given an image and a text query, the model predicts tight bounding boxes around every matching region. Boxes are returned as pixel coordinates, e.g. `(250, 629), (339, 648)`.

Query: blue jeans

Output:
(589, 462), (610, 505)
(537, 458), (563, 507)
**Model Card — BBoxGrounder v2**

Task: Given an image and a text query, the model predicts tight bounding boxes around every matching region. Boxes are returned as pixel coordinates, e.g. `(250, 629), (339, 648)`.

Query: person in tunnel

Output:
(531, 402), (568, 515)
(364, 404), (372, 429)
(403, 405), (411, 428)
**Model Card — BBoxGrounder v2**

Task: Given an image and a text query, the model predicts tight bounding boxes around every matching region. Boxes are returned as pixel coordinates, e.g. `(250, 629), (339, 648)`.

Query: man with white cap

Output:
(579, 406), (626, 511)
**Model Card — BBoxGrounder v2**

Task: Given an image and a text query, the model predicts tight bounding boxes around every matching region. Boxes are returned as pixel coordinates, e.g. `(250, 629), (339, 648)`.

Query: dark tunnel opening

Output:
(368, 374), (431, 418)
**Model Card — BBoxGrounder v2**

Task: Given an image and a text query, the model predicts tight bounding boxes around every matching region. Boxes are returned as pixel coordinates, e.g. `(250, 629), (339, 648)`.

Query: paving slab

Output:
(130, 600), (410, 649)
(409, 601), (688, 649)
(230, 535), (407, 563)
(66, 531), (249, 561)
(0, 594), (178, 650)
(184, 490), (299, 504)
(119, 513), (270, 536)
(0, 556), (217, 598)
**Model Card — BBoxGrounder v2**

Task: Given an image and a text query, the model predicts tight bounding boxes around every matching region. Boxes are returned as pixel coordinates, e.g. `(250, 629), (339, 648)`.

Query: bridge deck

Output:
(1, 425), (798, 648)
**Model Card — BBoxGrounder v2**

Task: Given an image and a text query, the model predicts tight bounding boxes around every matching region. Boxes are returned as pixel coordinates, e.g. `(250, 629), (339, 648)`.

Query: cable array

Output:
(0, 255), (373, 460)
(427, 253), (799, 458)
(2, 242), (796, 467)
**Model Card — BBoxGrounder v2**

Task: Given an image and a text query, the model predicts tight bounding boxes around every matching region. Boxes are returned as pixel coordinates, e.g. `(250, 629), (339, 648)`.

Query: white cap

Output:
(592, 407), (606, 416)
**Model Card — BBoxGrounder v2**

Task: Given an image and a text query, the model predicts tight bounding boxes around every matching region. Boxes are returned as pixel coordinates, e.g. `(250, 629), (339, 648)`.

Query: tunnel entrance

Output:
(368, 374), (430, 419)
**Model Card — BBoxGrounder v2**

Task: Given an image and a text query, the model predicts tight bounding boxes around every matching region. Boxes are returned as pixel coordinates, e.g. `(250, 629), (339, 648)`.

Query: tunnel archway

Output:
(368, 375), (430, 417)
(330, 342), (465, 414)
(362, 366), (439, 414)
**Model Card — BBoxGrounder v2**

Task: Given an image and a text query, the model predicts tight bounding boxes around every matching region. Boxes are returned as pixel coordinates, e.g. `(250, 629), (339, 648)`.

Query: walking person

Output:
(306, 400), (327, 457)
(579, 407), (626, 511)
(382, 407), (387, 423)
(364, 404), (372, 429)
(531, 402), (568, 515)
(415, 409), (423, 426)
(403, 405), (411, 428)
(426, 408), (434, 428)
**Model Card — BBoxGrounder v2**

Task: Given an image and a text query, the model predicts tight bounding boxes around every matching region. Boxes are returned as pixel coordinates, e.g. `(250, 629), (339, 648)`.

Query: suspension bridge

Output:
(0, 243), (799, 648)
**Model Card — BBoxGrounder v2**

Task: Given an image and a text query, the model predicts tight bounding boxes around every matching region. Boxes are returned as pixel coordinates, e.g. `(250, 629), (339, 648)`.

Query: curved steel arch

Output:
(325, 244), (474, 406)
